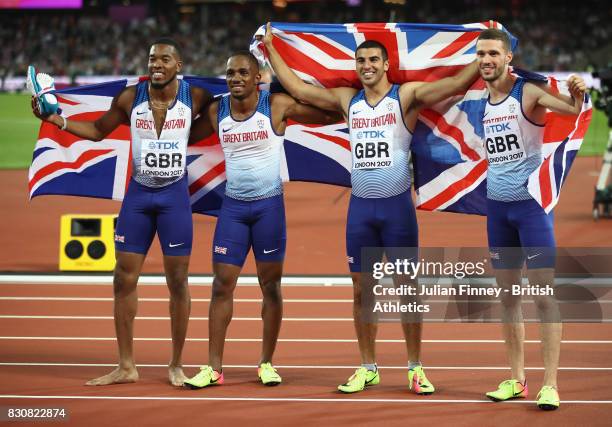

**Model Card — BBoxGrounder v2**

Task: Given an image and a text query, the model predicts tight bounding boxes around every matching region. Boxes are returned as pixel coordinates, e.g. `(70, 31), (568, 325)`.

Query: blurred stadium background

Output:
(0, 0), (610, 168)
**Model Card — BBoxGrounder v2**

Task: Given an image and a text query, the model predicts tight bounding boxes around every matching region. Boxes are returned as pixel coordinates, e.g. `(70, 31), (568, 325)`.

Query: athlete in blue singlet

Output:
(32, 39), (213, 387)
(476, 29), (586, 410)
(183, 52), (340, 388)
(264, 23), (480, 394)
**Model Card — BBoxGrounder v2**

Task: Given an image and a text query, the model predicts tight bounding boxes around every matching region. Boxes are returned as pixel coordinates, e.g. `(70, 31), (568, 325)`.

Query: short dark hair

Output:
(355, 40), (388, 62)
(477, 29), (511, 52)
(150, 38), (182, 59)
(228, 51), (260, 71)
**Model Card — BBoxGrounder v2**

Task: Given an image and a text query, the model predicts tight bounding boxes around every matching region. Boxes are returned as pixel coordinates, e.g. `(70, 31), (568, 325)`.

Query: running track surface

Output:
(0, 279), (611, 425)
(1, 160), (611, 424)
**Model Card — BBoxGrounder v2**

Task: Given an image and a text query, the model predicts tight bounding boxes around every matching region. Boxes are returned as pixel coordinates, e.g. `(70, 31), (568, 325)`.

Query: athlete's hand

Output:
(567, 75), (586, 99)
(31, 96), (46, 120)
(31, 96), (62, 126)
(263, 22), (273, 48)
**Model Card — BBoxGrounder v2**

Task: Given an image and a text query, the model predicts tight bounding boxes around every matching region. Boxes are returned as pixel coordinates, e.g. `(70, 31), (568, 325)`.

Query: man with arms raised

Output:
(184, 52), (340, 388)
(31, 38), (212, 386)
(476, 28), (586, 410)
(263, 23), (479, 394)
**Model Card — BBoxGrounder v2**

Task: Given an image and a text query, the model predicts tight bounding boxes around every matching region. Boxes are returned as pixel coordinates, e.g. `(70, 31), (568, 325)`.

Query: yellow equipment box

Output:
(59, 214), (117, 271)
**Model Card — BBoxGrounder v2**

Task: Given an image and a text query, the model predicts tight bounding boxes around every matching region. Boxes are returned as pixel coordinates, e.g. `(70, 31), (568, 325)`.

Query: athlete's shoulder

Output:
(269, 92), (296, 108)
(190, 85), (214, 112)
(115, 85), (137, 113)
(520, 79), (549, 107)
(208, 96), (221, 114)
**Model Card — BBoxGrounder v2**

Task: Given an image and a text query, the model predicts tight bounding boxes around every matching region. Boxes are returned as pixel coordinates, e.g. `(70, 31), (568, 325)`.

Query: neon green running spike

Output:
(537, 386), (560, 410)
(408, 366), (435, 395)
(258, 362), (282, 386)
(486, 379), (528, 401)
(338, 367), (380, 393)
(184, 365), (224, 389)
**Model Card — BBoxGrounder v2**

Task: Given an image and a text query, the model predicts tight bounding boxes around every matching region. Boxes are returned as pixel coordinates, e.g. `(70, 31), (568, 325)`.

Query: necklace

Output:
(148, 81), (179, 110)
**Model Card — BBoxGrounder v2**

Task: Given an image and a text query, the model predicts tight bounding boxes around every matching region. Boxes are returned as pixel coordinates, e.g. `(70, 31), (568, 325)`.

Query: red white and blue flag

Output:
(251, 21), (592, 214)
(29, 22), (591, 216)
(27, 75), (351, 216)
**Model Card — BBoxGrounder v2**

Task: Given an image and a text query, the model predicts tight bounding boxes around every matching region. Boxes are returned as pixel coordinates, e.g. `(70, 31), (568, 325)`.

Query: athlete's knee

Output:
(500, 292), (522, 310)
(113, 263), (139, 297)
(532, 294), (558, 313)
(167, 278), (189, 299)
(165, 270), (189, 297)
(211, 275), (236, 300)
(261, 280), (282, 304)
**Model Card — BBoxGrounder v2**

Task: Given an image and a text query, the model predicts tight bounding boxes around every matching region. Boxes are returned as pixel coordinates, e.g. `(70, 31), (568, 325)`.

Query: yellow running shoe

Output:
(408, 366), (435, 395)
(338, 367), (380, 393)
(486, 379), (528, 401)
(537, 386), (560, 410)
(258, 362), (282, 386)
(184, 365), (224, 389)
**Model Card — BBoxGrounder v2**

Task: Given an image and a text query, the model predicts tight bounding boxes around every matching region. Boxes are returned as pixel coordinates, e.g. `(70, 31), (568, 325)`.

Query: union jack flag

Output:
(29, 22), (591, 217)
(251, 21), (592, 214)
(28, 76), (351, 215)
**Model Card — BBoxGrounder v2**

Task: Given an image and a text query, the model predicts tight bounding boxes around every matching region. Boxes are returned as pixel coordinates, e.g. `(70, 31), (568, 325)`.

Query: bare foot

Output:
(85, 366), (139, 386)
(168, 366), (188, 387)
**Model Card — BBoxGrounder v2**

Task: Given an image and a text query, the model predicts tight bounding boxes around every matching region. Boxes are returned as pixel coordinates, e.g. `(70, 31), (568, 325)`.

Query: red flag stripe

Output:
(420, 109), (481, 161)
(286, 31), (354, 60)
(432, 31), (480, 59)
(538, 156), (553, 209)
(302, 129), (351, 151)
(418, 159), (487, 211)
(274, 36), (359, 88)
(188, 160), (226, 195)
(29, 149), (114, 191)
(572, 108), (593, 140)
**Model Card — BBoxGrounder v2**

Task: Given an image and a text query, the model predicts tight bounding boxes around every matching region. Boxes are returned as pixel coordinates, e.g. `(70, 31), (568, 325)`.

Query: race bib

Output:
(352, 130), (394, 170)
(140, 139), (186, 178)
(484, 118), (526, 165)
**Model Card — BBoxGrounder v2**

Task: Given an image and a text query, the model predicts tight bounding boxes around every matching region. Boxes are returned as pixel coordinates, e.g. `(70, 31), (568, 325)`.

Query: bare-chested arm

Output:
(32, 87), (133, 141)
(270, 93), (342, 134)
(398, 61), (480, 120)
(523, 75), (586, 118)
(189, 99), (219, 144)
(191, 86), (214, 117)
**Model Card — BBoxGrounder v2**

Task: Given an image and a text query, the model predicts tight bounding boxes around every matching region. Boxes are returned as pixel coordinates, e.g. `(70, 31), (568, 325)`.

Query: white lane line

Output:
(2, 275), (609, 287)
(2, 297), (611, 304)
(0, 297), (353, 303)
(0, 275), (353, 286)
(0, 315), (610, 323)
(0, 315), (352, 322)
(1, 363), (612, 371)
(1, 395), (611, 404)
(0, 337), (610, 344)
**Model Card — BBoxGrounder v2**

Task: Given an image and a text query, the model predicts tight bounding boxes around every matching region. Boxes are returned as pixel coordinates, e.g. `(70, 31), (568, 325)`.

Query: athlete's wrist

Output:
(55, 115), (67, 130)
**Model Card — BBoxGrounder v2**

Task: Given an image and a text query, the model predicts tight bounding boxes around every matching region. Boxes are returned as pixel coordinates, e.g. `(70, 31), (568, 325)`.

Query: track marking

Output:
(0, 297), (354, 303)
(1, 395), (611, 404)
(1, 274), (609, 287)
(1, 362), (611, 371)
(2, 297), (611, 304)
(1, 315), (612, 323)
(0, 315), (352, 322)
(0, 336), (610, 344)
(0, 275), (353, 286)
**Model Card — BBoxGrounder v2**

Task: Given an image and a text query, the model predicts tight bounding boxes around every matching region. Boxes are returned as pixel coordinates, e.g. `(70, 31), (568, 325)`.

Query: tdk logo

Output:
(485, 123), (511, 134)
(362, 130), (386, 138)
(356, 130), (386, 140)
(151, 141), (179, 150)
